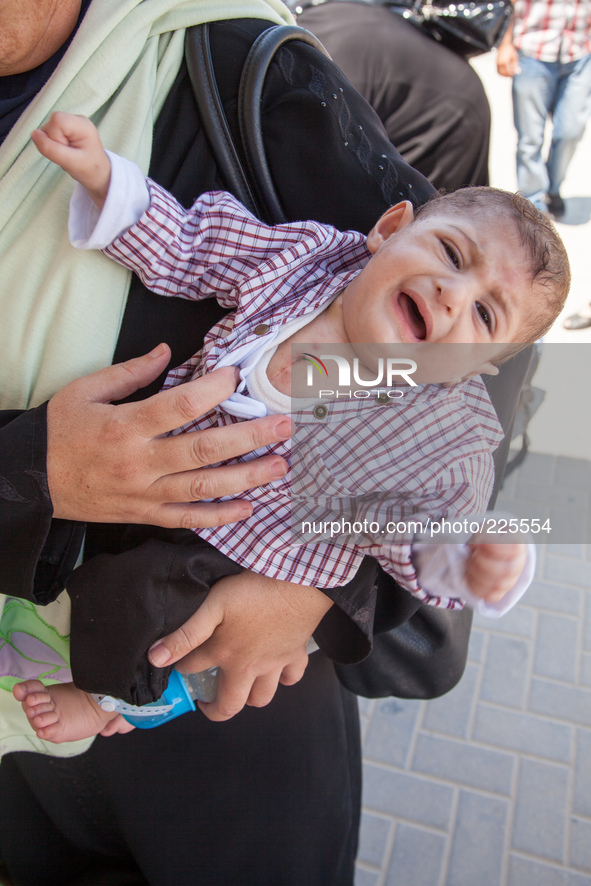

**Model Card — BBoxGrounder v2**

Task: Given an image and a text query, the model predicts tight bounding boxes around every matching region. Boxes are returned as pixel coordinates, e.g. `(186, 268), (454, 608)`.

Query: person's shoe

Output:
(563, 307), (591, 330)
(547, 193), (565, 219)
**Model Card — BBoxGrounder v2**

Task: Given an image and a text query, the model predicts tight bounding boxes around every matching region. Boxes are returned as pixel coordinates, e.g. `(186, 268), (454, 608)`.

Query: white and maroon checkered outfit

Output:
(513, 0), (591, 63)
(102, 183), (504, 609)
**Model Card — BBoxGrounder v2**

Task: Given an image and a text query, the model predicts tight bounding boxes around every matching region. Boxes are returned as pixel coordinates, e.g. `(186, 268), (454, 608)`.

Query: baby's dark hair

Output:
(414, 186), (571, 343)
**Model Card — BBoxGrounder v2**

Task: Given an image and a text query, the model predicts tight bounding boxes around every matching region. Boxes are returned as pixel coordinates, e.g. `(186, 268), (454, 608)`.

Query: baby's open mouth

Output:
(399, 293), (427, 340)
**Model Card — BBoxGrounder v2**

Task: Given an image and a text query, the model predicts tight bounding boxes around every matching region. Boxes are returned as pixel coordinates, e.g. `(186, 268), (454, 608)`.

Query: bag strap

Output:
(237, 25), (331, 224)
(186, 23), (330, 224)
(185, 23), (260, 217)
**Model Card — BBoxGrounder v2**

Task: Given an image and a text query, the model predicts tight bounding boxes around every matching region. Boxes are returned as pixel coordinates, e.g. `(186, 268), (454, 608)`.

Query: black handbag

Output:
(184, 23), (530, 700)
(388, 0), (513, 58)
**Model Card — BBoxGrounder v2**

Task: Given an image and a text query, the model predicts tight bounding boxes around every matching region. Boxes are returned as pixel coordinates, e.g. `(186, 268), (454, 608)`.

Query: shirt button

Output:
(254, 323), (270, 335)
(313, 405), (328, 420)
(375, 392), (390, 404)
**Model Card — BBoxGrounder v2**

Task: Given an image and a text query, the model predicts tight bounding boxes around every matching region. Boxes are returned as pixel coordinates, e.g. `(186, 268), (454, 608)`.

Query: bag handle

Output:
(185, 23), (260, 217)
(237, 25), (331, 224)
(186, 23), (330, 224)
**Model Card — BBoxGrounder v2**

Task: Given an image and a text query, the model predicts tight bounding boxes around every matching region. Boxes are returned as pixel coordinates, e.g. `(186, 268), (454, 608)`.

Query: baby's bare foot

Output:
(13, 680), (134, 743)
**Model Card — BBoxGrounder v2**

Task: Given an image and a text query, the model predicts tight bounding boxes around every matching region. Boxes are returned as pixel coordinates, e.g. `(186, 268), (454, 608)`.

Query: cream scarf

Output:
(0, 0), (293, 757)
(0, 0), (293, 411)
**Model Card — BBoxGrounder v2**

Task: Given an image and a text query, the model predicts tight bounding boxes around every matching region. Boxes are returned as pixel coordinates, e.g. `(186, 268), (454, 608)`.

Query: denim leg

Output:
(547, 53), (591, 195)
(512, 54), (557, 208)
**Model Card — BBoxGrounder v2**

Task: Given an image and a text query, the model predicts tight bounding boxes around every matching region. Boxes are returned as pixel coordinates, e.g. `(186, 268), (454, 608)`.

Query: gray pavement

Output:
(357, 540), (591, 886)
(356, 53), (591, 886)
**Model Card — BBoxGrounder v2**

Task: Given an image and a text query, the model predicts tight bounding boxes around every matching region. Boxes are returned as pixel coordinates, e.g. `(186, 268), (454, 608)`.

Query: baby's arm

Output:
(33, 112), (265, 306)
(357, 504), (533, 615)
(32, 112), (111, 210)
(410, 536), (535, 617)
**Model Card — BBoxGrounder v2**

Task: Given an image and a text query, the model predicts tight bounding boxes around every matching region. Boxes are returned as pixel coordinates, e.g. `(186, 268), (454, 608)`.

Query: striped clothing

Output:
(104, 184), (504, 609)
(513, 0), (591, 63)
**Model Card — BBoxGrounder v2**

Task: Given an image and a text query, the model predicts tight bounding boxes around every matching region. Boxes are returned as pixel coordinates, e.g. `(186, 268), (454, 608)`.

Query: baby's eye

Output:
(476, 302), (492, 330)
(444, 242), (460, 268)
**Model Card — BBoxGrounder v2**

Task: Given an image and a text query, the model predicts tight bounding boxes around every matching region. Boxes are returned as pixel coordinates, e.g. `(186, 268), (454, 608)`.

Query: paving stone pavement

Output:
(356, 537), (591, 886)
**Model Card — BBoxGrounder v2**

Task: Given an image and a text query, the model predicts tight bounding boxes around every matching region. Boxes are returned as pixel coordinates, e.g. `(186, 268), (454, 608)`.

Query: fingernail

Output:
(237, 503), (253, 519)
(274, 418), (293, 440)
(148, 642), (171, 667)
(270, 458), (288, 479)
(148, 343), (167, 359)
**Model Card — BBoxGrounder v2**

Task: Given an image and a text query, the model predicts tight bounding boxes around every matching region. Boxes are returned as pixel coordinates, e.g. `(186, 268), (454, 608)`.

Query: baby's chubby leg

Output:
(13, 680), (134, 744)
(32, 111), (111, 209)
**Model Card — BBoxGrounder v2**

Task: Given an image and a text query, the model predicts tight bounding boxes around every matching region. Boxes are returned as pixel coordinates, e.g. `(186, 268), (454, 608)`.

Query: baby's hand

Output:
(464, 541), (527, 604)
(32, 111), (111, 209)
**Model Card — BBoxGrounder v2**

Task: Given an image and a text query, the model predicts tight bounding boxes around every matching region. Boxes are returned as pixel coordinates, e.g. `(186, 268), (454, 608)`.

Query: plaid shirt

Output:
(104, 184), (504, 608)
(513, 0), (591, 63)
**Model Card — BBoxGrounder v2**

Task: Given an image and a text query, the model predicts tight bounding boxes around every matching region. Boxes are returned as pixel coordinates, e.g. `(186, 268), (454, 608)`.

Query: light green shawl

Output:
(0, 0), (293, 758)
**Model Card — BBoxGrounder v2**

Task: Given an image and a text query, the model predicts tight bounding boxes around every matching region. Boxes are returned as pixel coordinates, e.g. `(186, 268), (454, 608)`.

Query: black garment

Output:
(296, 1), (492, 190)
(0, 652), (361, 886)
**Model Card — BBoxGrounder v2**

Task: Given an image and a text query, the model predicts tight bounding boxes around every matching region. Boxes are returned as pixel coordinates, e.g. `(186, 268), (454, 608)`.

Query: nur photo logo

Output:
(302, 352), (417, 399)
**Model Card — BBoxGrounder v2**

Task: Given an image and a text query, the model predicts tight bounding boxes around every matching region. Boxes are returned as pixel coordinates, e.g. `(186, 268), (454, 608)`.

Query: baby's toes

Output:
(24, 700), (55, 721)
(33, 721), (63, 742)
(12, 679), (46, 702)
(22, 691), (53, 712)
(28, 708), (59, 729)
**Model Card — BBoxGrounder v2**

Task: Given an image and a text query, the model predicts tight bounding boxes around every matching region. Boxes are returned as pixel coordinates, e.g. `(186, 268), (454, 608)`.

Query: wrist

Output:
(85, 151), (112, 211)
(278, 580), (334, 624)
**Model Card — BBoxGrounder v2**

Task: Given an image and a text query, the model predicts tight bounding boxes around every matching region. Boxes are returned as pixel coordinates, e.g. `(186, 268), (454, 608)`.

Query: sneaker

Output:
(547, 193), (565, 219)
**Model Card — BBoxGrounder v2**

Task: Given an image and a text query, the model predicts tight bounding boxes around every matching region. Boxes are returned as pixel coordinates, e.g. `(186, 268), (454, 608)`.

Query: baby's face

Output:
(340, 202), (533, 352)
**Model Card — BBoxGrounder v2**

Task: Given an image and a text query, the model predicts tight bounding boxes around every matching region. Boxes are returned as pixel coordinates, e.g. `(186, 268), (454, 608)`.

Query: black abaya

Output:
(296, 2), (492, 190)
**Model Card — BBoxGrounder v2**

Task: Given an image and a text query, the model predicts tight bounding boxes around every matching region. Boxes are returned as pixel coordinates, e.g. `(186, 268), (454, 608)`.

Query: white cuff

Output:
(68, 151), (150, 250)
(413, 542), (536, 618)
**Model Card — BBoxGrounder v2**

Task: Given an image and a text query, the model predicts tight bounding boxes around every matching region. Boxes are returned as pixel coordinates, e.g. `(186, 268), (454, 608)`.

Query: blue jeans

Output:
(512, 52), (591, 209)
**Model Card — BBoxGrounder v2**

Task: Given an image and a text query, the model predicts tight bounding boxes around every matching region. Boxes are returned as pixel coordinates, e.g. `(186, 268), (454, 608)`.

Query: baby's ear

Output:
(477, 362), (500, 378)
(443, 362), (500, 387)
(367, 201), (414, 253)
(464, 363), (500, 383)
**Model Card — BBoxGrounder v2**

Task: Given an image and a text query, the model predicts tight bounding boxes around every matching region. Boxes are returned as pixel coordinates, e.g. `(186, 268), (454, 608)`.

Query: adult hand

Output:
(496, 41), (520, 77)
(147, 570), (334, 721)
(47, 343), (291, 526)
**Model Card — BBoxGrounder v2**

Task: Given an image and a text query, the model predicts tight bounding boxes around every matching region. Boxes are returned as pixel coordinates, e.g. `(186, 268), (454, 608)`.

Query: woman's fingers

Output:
(246, 672), (282, 708)
(279, 648), (309, 686)
(48, 352), (292, 525)
(197, 668), (255, 722)
(147, 596), (222, 669)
